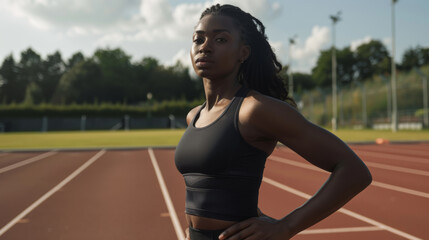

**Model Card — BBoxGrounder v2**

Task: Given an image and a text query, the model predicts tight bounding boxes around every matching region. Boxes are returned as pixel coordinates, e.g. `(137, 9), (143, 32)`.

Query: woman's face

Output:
(190, 14), (249, 80)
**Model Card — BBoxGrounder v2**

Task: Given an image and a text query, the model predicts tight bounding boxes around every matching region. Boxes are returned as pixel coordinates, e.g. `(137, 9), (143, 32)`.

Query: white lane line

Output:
(301, 226), (382, 234)
(269, 156), (429, 199)
(0, 149), (106, 237)
(353, 147), (429, 160)
(371, 181), (429, 199)
(148, 148), (184, 240)
(0, 151), (58, 174)
(354, 150), (428, 164)
(263, 177), (422, 240)
(365, 161), (429, 177)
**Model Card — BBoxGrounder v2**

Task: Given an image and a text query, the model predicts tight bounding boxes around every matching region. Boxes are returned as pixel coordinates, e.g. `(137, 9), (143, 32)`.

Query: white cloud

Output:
(215, 0), (283, 20)
(269, 41), (286, 64)
(350, 36), (372, 51)
(383, 37), (392, 50)
(4, 0), (283, 41)
(4, 0), (285, 70)
(290, 25), (331, 73)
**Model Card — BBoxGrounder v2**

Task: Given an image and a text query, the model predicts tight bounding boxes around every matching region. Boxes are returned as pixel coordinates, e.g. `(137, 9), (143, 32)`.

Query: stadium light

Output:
(330, 11), (341, 131)
(391, 0), (398, 132)
(288, 35), (297, 98)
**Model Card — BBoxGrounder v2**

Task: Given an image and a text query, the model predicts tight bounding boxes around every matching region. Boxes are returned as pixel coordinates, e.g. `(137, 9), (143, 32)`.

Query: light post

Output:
(330, 11), (341, 131)
(288, 35), (297, 98)
(391, 0), (398, 131)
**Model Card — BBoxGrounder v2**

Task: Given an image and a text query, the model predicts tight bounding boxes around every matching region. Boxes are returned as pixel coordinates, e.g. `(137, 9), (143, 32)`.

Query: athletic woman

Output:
(175, 4), (372, 240)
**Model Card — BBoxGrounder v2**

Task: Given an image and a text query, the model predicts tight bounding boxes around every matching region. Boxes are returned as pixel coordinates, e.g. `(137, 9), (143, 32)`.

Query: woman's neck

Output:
(202, 77), (241, 110)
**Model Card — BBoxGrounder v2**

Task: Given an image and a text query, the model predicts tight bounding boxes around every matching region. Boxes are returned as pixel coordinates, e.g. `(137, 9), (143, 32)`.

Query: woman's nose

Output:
(199, 39), (212, 53)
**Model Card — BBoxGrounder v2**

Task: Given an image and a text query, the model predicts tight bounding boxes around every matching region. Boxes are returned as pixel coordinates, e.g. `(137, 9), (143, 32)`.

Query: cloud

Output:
(382, 37), (392, 50)
(4, 0), (285, 71)
(4, 0), (142, 30)
(269, 41), (286, 64)
(350, 36), (372, 51)
(4, 0), (283, 42)
(290, 25), (331, 73)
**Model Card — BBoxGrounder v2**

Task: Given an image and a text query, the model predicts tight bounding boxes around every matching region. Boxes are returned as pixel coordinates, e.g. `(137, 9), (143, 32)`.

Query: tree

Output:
(67, 52), (85, 69)
(41, 51), (66, 102)
(354, 40), (390, 80)
(311, 49), (332, 87)
(0, 55), (21, 103)
(337, 47), (356, 83)
(291, 73), (315, 94)
(93, 48), (133, 103)
(17, 48), (44, 103)
(52, 59), (102, 104)
(401, 46), (429, 71)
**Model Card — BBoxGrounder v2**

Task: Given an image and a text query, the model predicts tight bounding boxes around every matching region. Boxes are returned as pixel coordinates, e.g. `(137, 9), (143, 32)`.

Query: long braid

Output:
(200, 4), (295, 106)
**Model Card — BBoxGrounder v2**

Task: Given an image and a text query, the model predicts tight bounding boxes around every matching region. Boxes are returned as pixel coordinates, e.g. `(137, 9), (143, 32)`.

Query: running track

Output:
(0, 143), (428, 239)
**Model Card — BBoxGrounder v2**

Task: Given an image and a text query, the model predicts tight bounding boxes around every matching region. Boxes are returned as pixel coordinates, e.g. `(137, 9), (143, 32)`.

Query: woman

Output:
(174, 4), (372, 240)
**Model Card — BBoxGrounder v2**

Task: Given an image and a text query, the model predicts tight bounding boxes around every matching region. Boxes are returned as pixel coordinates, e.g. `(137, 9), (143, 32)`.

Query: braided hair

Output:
(200, 4), (295, 105)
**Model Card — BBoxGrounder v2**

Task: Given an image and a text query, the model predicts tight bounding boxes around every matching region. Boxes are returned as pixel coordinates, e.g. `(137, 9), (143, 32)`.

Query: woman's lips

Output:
(195, 57), (214, 67)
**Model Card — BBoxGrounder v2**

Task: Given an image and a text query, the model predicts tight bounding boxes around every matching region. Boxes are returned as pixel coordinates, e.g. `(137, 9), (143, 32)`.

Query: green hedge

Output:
(0, 99), (204, 117)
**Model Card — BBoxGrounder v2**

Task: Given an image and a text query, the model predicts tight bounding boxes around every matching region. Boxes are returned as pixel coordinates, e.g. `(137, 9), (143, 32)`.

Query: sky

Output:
(1, 0), (428, 74)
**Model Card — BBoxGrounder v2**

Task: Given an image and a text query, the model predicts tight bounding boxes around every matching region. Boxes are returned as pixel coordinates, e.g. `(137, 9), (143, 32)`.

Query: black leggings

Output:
(189, 226), (225, 240)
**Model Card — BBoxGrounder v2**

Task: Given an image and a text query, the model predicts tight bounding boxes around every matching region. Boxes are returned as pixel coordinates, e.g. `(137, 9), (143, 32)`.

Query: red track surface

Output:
(0, 143), (428, 239)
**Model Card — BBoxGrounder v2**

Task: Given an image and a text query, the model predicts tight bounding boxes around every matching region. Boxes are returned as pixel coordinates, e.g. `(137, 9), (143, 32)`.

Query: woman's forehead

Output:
(194, 15), (238, 34)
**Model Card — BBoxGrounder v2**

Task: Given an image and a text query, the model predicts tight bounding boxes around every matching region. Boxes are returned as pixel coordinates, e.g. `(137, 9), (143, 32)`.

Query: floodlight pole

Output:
(288, 35), (297, 98)
(391, 0), (398, 132)
(330, 12), (341, 131)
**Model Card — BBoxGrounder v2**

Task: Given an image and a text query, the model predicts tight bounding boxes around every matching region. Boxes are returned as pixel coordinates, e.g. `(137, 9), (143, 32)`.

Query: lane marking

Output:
(263, 177), (422, 240)
(0, 151), (58, 174)
(148, 148), (184, 240)
(269, 156), (429, 199)
(301, 226), (382, 234)
(370, 181), (429, 199)
(0, 149), (106, 237)
(364, 161), (429, 177)
(280, 146), (429, 164)
(353, 147), (429, 160)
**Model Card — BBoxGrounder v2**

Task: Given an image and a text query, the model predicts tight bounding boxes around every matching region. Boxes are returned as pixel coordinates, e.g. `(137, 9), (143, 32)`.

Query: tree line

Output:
(0, 40), (428, 105)
(0, 48), (203, 105)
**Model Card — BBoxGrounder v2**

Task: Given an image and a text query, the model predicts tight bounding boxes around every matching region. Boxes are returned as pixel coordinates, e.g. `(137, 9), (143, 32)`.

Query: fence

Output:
(0, 115), (186, 132)
(298, 66), (429, 130)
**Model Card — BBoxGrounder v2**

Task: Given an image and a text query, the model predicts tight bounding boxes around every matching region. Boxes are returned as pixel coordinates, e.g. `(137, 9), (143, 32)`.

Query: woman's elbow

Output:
(356, 163), (373, 190)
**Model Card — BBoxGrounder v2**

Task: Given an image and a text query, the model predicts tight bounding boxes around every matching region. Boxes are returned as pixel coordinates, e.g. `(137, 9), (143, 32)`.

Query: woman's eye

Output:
(193, 38), (204, 44)
(216, 38), (227, 43)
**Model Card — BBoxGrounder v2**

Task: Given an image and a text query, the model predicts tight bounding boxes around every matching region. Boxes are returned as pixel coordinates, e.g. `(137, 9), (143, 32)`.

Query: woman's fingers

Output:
(219, 218), (255, 239)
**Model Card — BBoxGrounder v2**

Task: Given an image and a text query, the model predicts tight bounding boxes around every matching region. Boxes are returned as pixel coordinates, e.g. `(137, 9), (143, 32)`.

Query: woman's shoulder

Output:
(242, 89), (296, 115)
(240, 89), (303, 134)
(186, 105), (203, 126)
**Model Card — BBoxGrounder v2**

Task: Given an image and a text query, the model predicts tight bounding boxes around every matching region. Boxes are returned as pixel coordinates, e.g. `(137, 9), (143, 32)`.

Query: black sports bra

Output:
(174, 87), (268, 221)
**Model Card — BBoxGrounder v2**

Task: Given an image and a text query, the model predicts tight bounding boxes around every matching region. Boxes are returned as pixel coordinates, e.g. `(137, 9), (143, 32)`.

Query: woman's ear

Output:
(240, 45), (251, 63)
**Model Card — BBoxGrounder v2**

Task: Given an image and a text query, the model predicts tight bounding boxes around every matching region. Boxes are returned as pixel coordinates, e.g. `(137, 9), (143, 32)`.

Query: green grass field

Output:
(0, 128), (429, 150)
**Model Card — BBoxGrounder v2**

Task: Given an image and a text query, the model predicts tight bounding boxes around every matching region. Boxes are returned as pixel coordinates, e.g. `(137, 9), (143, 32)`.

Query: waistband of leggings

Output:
(189, 226), (225, 238)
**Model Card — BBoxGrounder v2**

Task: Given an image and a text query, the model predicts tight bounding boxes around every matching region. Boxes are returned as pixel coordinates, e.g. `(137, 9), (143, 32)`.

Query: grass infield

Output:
(0, 128), (429, 150)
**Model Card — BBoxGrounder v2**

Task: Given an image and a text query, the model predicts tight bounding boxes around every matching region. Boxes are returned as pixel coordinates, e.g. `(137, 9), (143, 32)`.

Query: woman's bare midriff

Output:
(186, 214), (238, 230)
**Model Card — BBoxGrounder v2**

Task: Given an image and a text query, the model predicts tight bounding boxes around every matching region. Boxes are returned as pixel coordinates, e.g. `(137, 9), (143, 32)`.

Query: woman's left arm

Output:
(219, 94), (372, 240)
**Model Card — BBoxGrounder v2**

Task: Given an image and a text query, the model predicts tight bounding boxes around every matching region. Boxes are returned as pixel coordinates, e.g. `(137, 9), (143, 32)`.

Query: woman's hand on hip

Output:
(218, 216), (291, 240)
